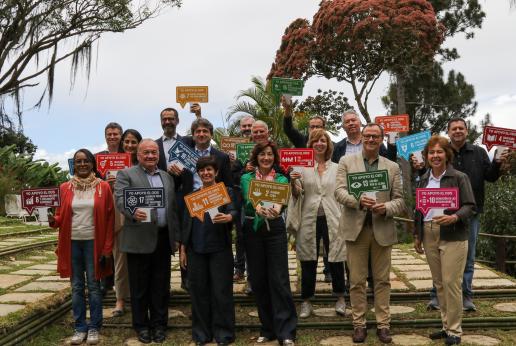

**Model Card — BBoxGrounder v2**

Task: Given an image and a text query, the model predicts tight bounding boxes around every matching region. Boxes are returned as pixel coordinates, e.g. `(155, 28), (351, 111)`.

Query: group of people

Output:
(48, 99), (509, 346)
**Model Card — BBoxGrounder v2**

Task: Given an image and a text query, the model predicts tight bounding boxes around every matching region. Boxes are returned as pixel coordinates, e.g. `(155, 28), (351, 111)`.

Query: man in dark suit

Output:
(114, 139), (180, 344)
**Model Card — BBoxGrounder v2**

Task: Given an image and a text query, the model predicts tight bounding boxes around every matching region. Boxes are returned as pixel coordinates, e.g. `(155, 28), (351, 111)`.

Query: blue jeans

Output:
(429, 215), (479, 299)
(71, 240), (103, 332)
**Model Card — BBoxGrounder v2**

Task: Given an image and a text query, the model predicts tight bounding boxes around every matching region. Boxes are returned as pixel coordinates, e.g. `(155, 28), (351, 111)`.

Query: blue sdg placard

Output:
(168, 141), (200, 174)
(123, 187), (165, 214)
(396, 131), (431, 160)
(68, 158), (75, 176)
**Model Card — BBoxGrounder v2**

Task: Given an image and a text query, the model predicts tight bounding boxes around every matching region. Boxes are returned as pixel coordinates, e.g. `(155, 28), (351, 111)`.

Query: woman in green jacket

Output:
(240, 141), (297, 346)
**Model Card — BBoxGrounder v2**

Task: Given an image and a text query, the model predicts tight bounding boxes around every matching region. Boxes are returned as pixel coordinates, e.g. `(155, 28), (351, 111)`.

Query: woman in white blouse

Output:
(290, 129), (347, 318)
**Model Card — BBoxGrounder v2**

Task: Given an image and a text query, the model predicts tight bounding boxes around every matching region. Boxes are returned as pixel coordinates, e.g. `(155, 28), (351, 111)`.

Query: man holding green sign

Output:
(334, 124), (405, 344)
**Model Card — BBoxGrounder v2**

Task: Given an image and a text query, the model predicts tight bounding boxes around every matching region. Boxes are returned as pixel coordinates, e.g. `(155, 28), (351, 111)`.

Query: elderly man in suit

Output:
(115, 139), (180, 344)
(335, 124), (405, 344)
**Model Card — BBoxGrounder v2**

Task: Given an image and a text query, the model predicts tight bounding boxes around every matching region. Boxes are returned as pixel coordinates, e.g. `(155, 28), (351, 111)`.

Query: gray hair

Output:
(252, 120), (269, 131)
(240, 115), (255, 125)
(342, 109), (360, 120)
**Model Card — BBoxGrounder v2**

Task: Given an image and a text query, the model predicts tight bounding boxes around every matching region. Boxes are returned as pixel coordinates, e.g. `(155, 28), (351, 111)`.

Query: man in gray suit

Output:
(115, 139), (179, 344)
(335, 124), (405, 344)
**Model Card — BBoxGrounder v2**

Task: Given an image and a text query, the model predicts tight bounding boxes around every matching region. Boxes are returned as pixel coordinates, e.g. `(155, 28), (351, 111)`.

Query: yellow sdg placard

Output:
(248, 180), (290, 208)
(176, 86), (209, 108)
(220, 136), (250, 155)
(184, 182), (231, 221)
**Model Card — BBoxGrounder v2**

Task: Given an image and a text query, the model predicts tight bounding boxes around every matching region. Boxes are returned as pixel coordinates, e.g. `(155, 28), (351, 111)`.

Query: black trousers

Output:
(187, 247), (235, 344)
(301, 216), (345, 299)
(126, 229), (171, 332)
(233, 188), (246, 274)
(244, 218), (297, 342)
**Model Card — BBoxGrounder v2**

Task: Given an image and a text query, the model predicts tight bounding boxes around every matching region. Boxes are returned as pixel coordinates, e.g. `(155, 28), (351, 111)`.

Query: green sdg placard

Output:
(236, 143), (255, 164)
(347, 170), (390, 200)
(271, 77), (304, 96)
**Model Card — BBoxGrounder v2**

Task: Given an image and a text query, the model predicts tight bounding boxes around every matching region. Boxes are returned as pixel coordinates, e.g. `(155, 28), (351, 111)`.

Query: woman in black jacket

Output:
(180, 156), (236, 346)
(413, 135), (476, 346)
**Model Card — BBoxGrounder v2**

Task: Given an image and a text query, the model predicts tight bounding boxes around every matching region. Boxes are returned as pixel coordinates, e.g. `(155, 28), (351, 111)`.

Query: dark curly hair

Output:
(249, 141), (279, 168)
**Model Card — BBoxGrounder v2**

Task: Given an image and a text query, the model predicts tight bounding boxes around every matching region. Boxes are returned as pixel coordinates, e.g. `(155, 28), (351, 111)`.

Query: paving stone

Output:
(233, 283), (246, 293)
(15, 281), (68, 292)
(390, 272), (398, 280)
(0, 303), (25, 317)
(48, 260), (58, 264)
(26, 264), (56, 270)
(0, 266), (13, 271)
(249, 310), (259, 317)
(10, 260), (32, 266)
(391, 333), (431, 345)
(474, 264), (483, 269)
(472, 279), (516, 288)
(394, 264), (430, 271)
(0, 292), (53, 303)
(319, 335), (356, 345)
(391, 259), (426, 265)
(168, 309), (186, 318)
(410, 280), (434, 290)
(10, 269), (55, 275)
(493, 302), (516, 312)
(313, 307), (337, 317)
(27, 256), (50, 261)
(461, 334), (501, 345)
(473, 270), (499, 279)
(404, 271), (432, 280)
(315, 282), (332, 292)
(391, 280), (409, 291)
(289, 269), (297, 276)
(0, 274), (30, 289)
(288, 262), (297, 270)
(36, 275), (68, 282)
(0, 242), (15, 247)
(371, 305), (414, 314)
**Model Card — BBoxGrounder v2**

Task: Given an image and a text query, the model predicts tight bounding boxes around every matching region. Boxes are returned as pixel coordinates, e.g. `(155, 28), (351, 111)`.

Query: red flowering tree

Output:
(268, 0), (444, 122)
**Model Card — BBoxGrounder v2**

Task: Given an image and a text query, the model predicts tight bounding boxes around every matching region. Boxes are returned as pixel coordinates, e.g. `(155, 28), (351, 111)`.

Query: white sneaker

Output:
(283, 339), (295, 346)
(299, 301), (313, 318)
(70, 331), (87, 345)
(335, 298), (346, 316)
(86, 329), (99, 345)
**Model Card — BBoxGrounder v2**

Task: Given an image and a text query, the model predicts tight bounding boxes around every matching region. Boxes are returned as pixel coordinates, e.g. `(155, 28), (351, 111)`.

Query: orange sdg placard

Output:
(176, 86), (209, 108)
(184, 182), (231, 221)
(375, 114), (410, 133)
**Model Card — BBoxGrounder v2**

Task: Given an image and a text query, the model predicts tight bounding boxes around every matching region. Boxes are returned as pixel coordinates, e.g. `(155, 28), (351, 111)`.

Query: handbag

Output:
(286, 182), (304, 235)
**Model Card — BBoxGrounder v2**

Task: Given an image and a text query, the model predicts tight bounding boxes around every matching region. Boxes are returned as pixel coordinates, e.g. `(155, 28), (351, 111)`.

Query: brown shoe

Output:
(376, 328), (392, 344)
(352, 327), (367, 343)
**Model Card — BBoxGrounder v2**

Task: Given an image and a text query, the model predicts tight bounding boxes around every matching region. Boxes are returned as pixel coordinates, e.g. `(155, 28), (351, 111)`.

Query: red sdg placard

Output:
(95, 153), (132, 177)
(416, 188), (459, 217)
(482, 125), (516, 151)
(279, 148), (314, 171)
(375, 114), (410, 133)
(21, 187), (60, 215)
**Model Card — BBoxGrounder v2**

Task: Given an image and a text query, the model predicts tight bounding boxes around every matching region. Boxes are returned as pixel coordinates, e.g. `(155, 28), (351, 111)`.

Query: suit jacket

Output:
(334, 152), (405, 246)
(332, 138), (397, 164)
(180, 146), (234, 196)
(114, 165), (180, 254)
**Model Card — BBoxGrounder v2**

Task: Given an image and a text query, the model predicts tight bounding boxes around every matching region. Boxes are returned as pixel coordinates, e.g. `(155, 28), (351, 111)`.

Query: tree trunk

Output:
(396, 72), (407, 115)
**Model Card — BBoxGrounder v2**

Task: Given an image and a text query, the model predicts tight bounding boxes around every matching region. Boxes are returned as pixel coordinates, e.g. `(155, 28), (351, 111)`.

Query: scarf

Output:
(70, 172), (101, 198)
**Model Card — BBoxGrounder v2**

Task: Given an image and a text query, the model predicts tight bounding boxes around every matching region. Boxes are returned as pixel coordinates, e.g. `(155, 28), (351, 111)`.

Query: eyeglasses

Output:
(309, 125), (324, 130)
(363, 134), (382, 140)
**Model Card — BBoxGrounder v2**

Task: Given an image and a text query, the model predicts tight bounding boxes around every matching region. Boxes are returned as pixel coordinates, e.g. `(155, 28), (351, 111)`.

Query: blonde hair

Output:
(307, 129), (333, 161)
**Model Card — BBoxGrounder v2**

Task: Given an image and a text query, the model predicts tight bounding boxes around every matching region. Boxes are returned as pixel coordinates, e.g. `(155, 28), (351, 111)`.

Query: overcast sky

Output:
(16, 0), (516, 167)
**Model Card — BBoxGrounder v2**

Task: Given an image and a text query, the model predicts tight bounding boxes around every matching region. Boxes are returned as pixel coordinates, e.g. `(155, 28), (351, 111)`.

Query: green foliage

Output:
(296, 89), (351, 135)
(227, 76), (292, 147)
(0, 145), (68, 214)
(478, 155), (516, 275)
(0, 127), (37, 155)
(382, 62), (477, 134)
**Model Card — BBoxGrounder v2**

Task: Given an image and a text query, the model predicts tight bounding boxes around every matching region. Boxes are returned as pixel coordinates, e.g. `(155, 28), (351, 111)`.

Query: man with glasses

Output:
(281, 96), (327, 148)
(335, 124), (405, 344)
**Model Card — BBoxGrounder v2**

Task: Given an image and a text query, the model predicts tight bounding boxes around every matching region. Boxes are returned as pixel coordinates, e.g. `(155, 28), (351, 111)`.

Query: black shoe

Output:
(429, 330), (448, 340)
(153, 329), (166, 343)
(245, 281), (253, 296)
(137, 329), (152, 344)
(445, 335), (461, 345)
(324, 272), (332, 283)
(181, 279), (189, 292)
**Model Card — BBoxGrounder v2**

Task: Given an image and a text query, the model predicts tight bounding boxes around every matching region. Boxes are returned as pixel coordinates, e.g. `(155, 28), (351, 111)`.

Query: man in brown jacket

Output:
(335, 123), (405, 344)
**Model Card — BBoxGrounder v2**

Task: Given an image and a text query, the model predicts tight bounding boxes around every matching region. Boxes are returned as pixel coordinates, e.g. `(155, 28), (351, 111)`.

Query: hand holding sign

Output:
(124, 188), (165, 223)
(416, 188), (459, 224)
(184, 183), (231, 222)
(236, 143), (255, 164)
(279, 148), (314, 172)
(168, 141), (200, 173)
(396, 130), (431, 161)
(176, 86), (208, 109)
(21, 188), (60, 215)
(248, 180), (290, 208)
(95, 153), (132, 178)
(347, 170), (390, 201)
